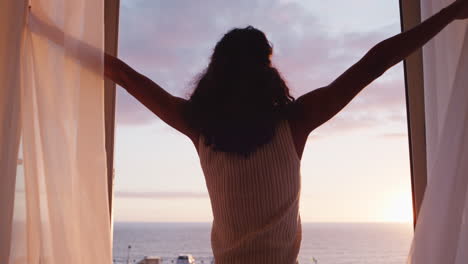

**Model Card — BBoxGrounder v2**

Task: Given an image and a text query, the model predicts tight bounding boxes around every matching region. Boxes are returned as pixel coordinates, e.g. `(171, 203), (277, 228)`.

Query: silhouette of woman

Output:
(104, 1), (468, 263)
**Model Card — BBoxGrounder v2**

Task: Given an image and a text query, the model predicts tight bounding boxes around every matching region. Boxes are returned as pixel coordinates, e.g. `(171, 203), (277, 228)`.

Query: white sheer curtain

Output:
(0, 1), (25, 263)
(408, 0), (468, 263)
(0, 0), (112, 263)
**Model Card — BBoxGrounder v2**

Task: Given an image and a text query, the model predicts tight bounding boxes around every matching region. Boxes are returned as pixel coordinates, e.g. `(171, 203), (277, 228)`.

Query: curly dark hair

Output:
(185, 26), (295, 156)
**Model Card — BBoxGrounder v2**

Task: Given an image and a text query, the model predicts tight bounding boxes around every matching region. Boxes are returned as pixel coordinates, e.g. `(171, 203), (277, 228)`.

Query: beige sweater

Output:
(198, 119), (302, 264)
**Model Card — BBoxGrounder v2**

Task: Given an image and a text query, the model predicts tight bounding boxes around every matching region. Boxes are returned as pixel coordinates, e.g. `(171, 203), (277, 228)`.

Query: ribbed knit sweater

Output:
(198, 119), (302, 264)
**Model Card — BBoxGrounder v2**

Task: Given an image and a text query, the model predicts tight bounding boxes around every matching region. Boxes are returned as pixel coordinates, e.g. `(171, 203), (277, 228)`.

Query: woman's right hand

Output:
(454, 0), (468, 20)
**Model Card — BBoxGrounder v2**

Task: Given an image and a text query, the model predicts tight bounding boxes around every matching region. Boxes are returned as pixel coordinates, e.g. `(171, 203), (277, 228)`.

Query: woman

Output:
(105, 1), (468, 263)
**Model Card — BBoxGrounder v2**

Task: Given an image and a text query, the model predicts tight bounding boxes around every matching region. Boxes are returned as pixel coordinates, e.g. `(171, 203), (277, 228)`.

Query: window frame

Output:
(399, 0), (428, 228)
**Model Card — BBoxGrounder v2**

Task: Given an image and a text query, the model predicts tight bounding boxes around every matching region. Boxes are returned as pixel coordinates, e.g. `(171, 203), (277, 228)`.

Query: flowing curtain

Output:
(408, 0), (468, 263)
(0, 0), (112, 263)
(0, 1), (26, 263)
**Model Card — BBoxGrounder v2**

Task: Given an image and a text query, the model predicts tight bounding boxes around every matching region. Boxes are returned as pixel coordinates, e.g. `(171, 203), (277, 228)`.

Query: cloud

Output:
(116, 88), (159, 125)
(346, 78), (407, 112)
(114, 190), (209, 199)
(318, 114), (381, 133)
(302, 77), (408, 137)
(116, 0), (402, 126)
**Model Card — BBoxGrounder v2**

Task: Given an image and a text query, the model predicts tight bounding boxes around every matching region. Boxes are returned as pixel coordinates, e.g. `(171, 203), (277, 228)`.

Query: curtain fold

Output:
(408, 1), (468, 263)
(0, 1), (26, 263)
(0, 0), (112, 263)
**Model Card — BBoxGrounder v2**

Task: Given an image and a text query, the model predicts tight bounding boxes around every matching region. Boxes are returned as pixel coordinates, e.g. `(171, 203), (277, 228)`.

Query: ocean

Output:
(113, 222), (413, 264)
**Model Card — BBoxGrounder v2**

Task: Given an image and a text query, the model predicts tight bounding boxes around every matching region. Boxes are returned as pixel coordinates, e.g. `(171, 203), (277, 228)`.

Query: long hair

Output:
(185, 26), (295, 156)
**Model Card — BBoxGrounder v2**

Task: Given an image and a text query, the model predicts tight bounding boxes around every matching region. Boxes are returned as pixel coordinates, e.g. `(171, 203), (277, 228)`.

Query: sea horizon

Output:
(114, 220), (413, 224)
(113, 222), (413, 264)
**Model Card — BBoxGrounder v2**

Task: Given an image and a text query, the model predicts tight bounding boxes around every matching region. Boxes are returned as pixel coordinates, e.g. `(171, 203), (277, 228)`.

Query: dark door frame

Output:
(399, 0), (428, 228)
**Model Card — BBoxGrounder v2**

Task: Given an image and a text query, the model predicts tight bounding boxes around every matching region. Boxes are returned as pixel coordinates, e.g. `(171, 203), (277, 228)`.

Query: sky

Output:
(113, 0), (413, 223)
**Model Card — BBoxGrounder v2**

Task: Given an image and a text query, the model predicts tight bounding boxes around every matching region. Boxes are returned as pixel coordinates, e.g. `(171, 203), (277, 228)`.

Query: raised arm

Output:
(105, 54), (196, 142)
(294, 0), (468, 135)
(29, 13), (196, 142)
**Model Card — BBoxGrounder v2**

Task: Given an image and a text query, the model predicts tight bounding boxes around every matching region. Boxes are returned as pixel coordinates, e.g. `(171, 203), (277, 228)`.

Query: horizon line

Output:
(113, 220), (412, 224)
